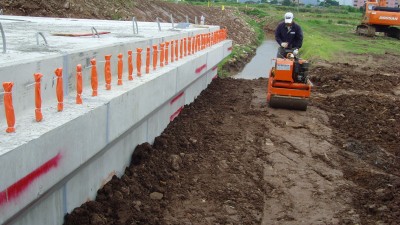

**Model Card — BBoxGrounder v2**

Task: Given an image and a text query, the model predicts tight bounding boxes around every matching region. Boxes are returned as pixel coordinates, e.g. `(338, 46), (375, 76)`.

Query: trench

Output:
(234, 40), (278, 80)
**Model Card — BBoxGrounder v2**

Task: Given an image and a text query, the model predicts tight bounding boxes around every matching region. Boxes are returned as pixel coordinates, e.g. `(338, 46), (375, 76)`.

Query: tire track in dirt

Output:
(248, 85), (357, 224)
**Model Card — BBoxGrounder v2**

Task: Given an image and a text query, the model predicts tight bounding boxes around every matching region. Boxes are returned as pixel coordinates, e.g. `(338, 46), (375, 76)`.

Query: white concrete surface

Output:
(0, 15), (231, 225)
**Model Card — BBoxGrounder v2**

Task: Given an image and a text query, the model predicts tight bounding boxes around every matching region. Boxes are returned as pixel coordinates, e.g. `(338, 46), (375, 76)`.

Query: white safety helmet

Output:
(284, 12), (294, 24)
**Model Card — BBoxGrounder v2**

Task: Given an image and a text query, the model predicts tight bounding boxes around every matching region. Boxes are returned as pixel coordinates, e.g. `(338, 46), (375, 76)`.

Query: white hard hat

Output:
(284, 12), (294, 23)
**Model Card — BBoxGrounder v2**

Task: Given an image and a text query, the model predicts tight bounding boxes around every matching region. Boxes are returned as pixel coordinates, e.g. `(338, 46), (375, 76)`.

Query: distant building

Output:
(337, 0), (353, 5)
(299, 0), (319, 5)
(237, 0), (261, 3)
(353, 0), (399, 8)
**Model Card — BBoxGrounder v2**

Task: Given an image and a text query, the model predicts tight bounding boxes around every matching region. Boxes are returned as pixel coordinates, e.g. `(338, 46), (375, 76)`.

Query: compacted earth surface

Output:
(63, 53), (400, 225)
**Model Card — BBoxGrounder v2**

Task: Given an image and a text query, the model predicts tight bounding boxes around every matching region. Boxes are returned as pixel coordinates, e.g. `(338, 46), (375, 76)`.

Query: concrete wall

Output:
(0, 17), (232, 224)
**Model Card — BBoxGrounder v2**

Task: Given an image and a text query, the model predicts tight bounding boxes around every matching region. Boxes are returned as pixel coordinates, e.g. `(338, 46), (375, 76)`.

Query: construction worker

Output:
(275, 12), (303, 58)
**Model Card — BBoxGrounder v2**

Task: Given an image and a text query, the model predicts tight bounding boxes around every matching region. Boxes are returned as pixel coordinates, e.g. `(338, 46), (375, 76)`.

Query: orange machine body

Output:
(357, 0), (400, 38)
(267, 58), (311, 110)
(362, 2), (400, 26)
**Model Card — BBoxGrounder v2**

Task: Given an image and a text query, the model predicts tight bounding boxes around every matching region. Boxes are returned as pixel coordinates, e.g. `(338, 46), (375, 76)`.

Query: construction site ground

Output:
(2, 1), (399, 224)
(63, 53), (400, 225)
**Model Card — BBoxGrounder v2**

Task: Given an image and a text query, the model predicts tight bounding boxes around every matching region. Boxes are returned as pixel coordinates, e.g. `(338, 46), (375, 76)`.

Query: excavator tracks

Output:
(386, 27), (400, 39)
(356, 24), (376, 37)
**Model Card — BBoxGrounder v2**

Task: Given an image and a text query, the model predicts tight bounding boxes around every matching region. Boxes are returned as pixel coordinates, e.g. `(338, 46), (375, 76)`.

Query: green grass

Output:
(297, 15), (400, 60)
(258, 5), (400, 60)
(180, 2), (400, 69)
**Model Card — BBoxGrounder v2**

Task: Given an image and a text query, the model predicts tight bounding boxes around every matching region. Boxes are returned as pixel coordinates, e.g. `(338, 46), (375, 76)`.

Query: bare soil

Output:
(3, 1), (399, 224)
(63, 52), (400, 225)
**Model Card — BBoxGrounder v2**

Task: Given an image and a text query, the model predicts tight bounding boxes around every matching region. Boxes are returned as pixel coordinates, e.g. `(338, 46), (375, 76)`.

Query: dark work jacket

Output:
(275, 22), (303, 49)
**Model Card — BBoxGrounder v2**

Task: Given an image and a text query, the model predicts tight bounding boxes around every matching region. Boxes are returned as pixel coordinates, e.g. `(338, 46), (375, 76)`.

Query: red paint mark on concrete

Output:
(170, 92), (184, 105)
(228, 47), (232, 51)
(212, 66), (217, 71)
(170, 106), (184, 121)
(195, 64), (207, 74)
(0, 153), (62, 206)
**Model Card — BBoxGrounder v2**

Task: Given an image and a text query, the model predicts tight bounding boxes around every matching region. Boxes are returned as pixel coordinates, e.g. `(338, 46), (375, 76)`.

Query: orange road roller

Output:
(267, 51), (311, 111)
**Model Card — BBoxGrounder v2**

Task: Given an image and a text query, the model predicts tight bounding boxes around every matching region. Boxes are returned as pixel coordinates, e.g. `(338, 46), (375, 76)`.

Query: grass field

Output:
(188, 1), (400, 61)
(241, 4), (400, 60)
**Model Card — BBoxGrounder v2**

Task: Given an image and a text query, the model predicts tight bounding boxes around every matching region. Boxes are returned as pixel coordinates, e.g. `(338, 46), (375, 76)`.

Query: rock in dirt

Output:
(170, 154), (182, 171)
(90, 213), (107, 225)
(150, 192), (164, 200)
(63, 2), (70, 9)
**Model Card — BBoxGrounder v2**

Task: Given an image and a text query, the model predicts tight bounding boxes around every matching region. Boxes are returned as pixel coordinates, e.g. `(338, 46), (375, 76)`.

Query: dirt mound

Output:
(0, 0), (256, 46)
(0, 0), (258, 74)
(310, 53), (400, 224)
(64, 79), (268, 225)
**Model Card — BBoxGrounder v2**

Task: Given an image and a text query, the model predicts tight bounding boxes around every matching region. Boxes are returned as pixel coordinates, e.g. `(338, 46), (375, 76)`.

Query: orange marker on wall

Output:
(165, 42), (169, 65)
(160, 43), (165, 67)
(3, 82), (15, 133)
(104, 55), (112, 90)
(184, 38), (187, 57)
(200, 34), (203, 50)
(76, 64), (83, 104)
(171, 41), (174, 63)
(128, 50), (133, 80)
(54, 68), (63, 112)
(34, 73), (43, 122)
(137, 48), (142, 76)
(213, 32), (216, 45)
(146, 47), (150, 74)
(203, 34), (205, 49)
(175, 40), (179, 61)
(90, 59), (98, 96)
(152, 45), (158, 71)
(180, 39), (183, 59)
(192, 36), (196, 53)
(188, 37), (192, 55)
(197, 35), (200, 52)
(118, 53), (123, 85)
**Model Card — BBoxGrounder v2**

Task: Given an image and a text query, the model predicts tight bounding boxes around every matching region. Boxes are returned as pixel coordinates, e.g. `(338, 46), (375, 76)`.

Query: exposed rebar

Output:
(170, 14), (175, 29)
(156, 17), (162, 32)
(91, 27), (100, 38)
(132, 17), (139, 35)
(36, 32), (48, 46)
(0, 22), (6, 53)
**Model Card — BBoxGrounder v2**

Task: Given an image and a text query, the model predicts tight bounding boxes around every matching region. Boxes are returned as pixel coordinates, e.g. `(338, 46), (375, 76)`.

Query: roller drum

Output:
(269, 95), (308, 111)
